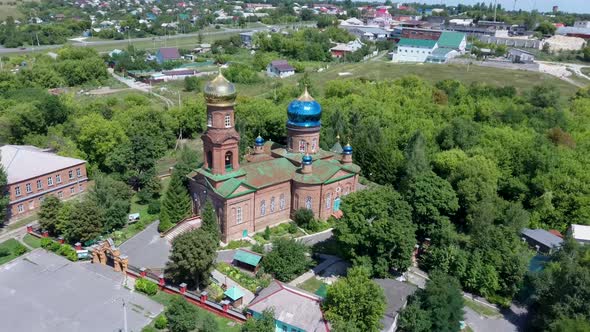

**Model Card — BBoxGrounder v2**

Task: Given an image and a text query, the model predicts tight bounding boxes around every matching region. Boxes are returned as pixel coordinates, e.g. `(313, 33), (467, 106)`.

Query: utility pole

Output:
(122, 298), (128, 332)
(493, 0), (498, 22)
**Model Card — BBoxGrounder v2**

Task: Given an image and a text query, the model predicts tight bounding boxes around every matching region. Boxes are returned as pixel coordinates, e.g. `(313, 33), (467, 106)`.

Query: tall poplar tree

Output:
(160, 171), (191, 229)
(0, 163), (10, 223)
(200, 200), (220, 242)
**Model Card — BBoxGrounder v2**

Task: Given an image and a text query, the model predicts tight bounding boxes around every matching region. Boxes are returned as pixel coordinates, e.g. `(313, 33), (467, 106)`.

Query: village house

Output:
(507, 48), (535, 64)
(0, 145), (88, 220)
(266, 60), (295, 78)
(188, 73), (360, 242)
(156, 47), (181, 64)
(330, 39), (364, 58)
(520, 228), (563, 254)
(247, 280), (329, 332)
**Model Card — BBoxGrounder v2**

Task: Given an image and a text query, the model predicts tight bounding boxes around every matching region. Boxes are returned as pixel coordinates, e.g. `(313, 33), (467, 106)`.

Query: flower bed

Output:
(217, 262), (271, 293)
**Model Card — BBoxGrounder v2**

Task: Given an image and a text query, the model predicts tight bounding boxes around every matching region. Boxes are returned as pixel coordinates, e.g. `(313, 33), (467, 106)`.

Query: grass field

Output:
(0, 238), (29, 265)
(0, 5), (22, 20)
(22, 234), (42, 248)
(464, 298), (501, 318)
(148, 291), (241, 332)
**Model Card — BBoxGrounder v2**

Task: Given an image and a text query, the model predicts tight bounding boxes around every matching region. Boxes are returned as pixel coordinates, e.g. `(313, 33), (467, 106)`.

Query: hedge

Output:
(135, 278), (159, 296)
(40, 237), (78, 261)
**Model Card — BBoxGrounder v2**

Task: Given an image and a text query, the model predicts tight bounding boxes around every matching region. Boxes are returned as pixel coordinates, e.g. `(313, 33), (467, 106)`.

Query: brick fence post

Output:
(158, 274), (165, 287)
(200, 291), (208, 303)
(179, 283), (187, 294)
(140, 267), (147, 278)
(75, 242), (82, 250)
(58, 237), (65, 244)
(26, 224), (33, 233)
(42, 230), (49, 238)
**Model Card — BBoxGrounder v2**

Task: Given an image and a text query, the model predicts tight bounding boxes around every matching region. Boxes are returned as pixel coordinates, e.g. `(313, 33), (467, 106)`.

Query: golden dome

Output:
(297, 86), (315, 101)
(204, 71), (237, 106)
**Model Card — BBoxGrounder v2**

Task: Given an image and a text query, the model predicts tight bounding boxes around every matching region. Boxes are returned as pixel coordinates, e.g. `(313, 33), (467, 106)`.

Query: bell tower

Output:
(201, 72), (240, 175)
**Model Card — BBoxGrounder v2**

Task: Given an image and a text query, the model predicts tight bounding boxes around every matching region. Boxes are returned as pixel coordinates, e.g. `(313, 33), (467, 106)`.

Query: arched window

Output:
(299, 140), (306, 152)
(207, 113), (212, 127)
(279, 194), (285, 210)
(225, 151), (233, 170)
(336, 186), (342, 197)
(311, 138), (317, 152)
(270, 197), (275, 213)
(236, 207), (243, 224)
(325, 193), (332, 209)
(260, 200), (266, 216)
(344, 185), (350, 196)
(305, 196), (312, 210)
(207, 151), (213, 169)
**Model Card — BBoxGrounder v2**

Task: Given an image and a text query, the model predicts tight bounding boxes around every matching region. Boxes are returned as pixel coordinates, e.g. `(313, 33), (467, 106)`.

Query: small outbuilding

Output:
(568, 224), (590, 245)
(224, 286), (245, 307)
(232, 249), (263, 272)
(507, 48), (535, 64)
(521, 228), (564, 253)
(266, 60), (295, 78)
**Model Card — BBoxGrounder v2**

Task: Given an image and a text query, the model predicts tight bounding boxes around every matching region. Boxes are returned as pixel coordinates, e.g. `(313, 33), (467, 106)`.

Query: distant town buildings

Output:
(156, 47), (181, 64)
(569, 224), (590, 245)
(392, 31), (466, 64)
(0, 145), (88, 220)
(330, 39), (364, 58)
(507, 48), (536, 64)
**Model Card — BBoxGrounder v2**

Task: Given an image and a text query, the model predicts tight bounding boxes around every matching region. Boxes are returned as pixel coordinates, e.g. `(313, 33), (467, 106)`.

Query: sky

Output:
(413, 0), (590, 14)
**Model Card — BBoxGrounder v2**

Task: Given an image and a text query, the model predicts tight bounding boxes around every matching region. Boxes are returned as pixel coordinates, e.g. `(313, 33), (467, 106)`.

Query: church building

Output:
(188, 72), (361, 242)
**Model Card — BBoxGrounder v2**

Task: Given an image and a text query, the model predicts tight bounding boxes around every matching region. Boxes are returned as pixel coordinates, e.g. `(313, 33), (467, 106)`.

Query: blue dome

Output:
(343, 144), (353, 155)
(302, 154), (313, 165)
(255, 135), (264, 146)
(287, 88), (321, 128)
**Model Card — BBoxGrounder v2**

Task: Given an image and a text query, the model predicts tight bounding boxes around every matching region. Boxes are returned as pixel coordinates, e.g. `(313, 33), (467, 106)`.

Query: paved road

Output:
(464, 304), (528, 332)
(0, 23), (316, 55)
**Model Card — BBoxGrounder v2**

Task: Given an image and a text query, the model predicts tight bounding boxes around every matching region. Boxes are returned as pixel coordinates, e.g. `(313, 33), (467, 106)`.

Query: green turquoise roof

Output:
(215, 177), (256, 199)
(242, 158), (297, 188)
(196, 167), (246, 182)
(233, 249), (263, 267)
(397, 38), (437, 48)
(224, 286), (245, 301)
(437, 31), (465, 49)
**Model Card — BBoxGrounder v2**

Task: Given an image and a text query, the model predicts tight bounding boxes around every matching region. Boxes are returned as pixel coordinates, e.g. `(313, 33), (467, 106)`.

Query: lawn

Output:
(297, 276), (328, 296)
(22, 234), (41, 248)
(252, 222), (305, 245)
(0, 238), (29, 265)
(464, 298), (501, 318)
(148, 291), (241, 332)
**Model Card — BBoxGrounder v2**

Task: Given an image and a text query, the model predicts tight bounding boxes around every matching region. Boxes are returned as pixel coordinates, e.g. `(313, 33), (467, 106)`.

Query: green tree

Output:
(38, 195), (63, 235)
(262, 238), (311, 282)
(293, 208), (314, 229)
(200, 200), (220, 242)
(66, 200), (104, 243)
(404, 130), (430, 179)
(324, 267), (386, 332)
(165, 228), (217, 288)
(422, 271), (464, 332)
(165, 296), (198, 332)
(241, 308), (275, 332)
(160, 171), (192, 227)
(184, 76), (201, 92)
(535, 21), (557, 35)
(398, 300), (432, 332)
(0, 163), (9, 223)
(88, 173), (132, 232)
(334, 186), (416, 276)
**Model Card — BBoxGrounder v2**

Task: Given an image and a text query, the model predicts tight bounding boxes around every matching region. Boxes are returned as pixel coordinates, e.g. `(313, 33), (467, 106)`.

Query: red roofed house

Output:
(1, 145), (88, 220)
(156, 47), (181, 64)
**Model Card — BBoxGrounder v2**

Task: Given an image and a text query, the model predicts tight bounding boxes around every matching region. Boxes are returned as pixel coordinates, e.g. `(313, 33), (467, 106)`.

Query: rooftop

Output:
(570, 224), (590, 241)
(521, 228), (564, 249)
(270, 60), (295, 72)
(233, 249), (263, 267)
(248, 280), (328, 332)
(397, 38), (437, 48)
(437, 31), (465, 48)
(0, 250), (163, 332)
(0, 145), (86, 184)
(374, 279), (417, 332)
(224, 286), (245, 301)
(157, 47), (181, 60)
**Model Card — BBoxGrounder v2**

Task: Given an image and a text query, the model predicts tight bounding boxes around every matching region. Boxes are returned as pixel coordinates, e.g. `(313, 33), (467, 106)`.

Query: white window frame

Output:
(47, 176), (53, 186)
(207, 113), (212, 127)
(299, 140), (306, 152)
(79, 184), (84, 192)
(17, 204), (24, 213)
(76, 168), (81, 177)
(236, 207), (243, 224)
(29, 201), (34, 210)
(260, 200), (266, 216)
(58, 191), (63, 198)
(70, 186), (75, 194)
(270, 197), (275, 213)
(279, 194), (286, 210)
(326, 193), (332, 209)
(36, 180), (43, 190)
(224, 115), (231, 128)
(15, 186), (21, 196)
(25, 183), (32, 193)
(305, 196), (312, 210)
(56, 174), (61, 183)
(68, 170), (73, 179)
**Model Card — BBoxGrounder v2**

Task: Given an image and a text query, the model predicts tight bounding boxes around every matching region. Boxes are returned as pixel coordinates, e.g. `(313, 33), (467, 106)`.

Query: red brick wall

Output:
(8, 163), (88, 219)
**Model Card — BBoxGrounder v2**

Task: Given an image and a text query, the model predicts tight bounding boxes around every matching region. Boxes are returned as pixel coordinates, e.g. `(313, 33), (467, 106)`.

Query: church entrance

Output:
(333, 197), (341, 212)
(242, 229), (248, 238)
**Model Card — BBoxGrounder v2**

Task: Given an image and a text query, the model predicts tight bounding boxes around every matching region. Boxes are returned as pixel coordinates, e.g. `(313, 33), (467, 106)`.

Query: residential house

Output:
(375, 279), (417, 332)
(267, 60), (296, 78)
(247, 280), (329, 332)
(400, 27), (442, 40)
(348, 26), (388, 40)
(568, 224), (590, 245)
(507, 48), (535, 64)
(239, 31), (257, 47)
(0, 145), (88, 220)
(156, 47), (181, 64)
(520, 228), (563, 254)
(556, 26), (590, 40)
(330, 39), (364, 58)
(437, 31), (467, 52)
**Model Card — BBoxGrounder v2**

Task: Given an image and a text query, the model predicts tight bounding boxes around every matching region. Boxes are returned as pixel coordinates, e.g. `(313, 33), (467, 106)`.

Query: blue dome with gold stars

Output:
(287, 87), (321, 128)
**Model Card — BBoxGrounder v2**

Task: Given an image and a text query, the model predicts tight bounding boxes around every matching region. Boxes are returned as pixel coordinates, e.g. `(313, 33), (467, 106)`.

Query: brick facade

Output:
(8, 163), (88, 219)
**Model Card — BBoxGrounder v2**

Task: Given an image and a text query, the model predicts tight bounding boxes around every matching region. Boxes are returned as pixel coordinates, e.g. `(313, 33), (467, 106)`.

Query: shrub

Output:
(293, 208), (314, 229)
(263, 226), (271, 240)
(158, 220), (174, 233)
(40, 238), (61, 252)
(251, 243), (265, 254)
(12, 244), (28, 256)
(0, 247), (10, 257)
(57, 244), (78, 261)
(154, 314), (168, 329)
(148, 200), (161, 214)
(135, 278), (159, 296)
(288, 222), (298, 234)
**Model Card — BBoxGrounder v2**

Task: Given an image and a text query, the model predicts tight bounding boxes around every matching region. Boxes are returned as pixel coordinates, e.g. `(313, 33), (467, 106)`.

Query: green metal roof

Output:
(233, 249), (263, 267)
(397, 38), (437, 48)
(437, 31), (465, 49)
(224, 286), (245, 301)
